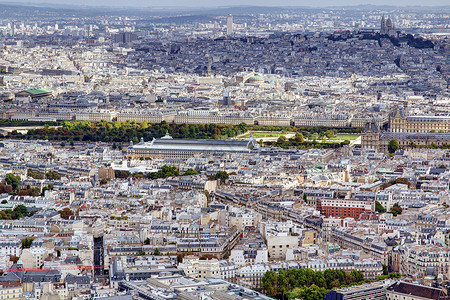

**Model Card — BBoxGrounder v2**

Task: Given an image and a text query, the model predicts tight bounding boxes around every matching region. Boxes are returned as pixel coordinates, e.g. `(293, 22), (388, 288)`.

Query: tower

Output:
(226, 14), (233, 36)
(207, 57), (212, 75)
(223, 91), (232, 106)
(381, 15), (396, 36)
(361, 121), (381, 152)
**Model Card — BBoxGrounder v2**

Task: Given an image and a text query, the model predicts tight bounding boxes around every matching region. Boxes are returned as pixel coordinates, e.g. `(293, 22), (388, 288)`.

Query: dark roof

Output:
(429, 168), (447, 175)
(363, 122), (379, 133)
(22, 270), (61, 283)
(65, 273), (91, 285)
(0, 272), (22, 282)
(391, 106), (406, 118)
(387, 282), (447, 300)
(64, 256), (82, 265)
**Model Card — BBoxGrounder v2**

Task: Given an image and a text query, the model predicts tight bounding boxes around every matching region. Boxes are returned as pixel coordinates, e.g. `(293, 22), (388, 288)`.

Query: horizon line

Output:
(1, 2), (450, 10)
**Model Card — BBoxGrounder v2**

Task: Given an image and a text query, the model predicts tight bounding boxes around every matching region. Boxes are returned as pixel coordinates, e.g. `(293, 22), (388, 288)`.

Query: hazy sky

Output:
(7, 0), (450, 7)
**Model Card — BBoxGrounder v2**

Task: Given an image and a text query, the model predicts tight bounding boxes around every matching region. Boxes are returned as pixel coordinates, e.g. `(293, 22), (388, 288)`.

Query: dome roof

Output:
(249, 74), (263, 80)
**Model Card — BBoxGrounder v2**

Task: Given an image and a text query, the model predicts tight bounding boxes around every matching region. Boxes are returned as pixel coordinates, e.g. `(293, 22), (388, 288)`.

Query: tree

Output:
(310, 133), (319, 141)
(5, 173), (21, 191)
(390, 203), (403, 216)
(277, 136), (286, 144)
(388, 139), (399, 154)
(262, 268), (364, 298)
(261, 271), (278, 296)
(204, 190), (211, 203)
(183, 169), (199, 176)
(0, 184), (13, 194)
(21, 238), (34, 249)
(45, 170), (61, 180)
(237, 122), (248, 133)
(59, 208), (74, 220)
(212, 171), (229, 183)
(382, 264), (388, 275)
(153, 248), (160, 256)
(287, 285), (327, 300)
(0, 205), (32, 220)
(325, 129), (335, 139)
(27, 169), (44, 179)
(15, 205), (28, 216)
(9, 255), (19, 263)
(100, 178), (108, 185)
(295, 132), (304, 143)
(147, 165), (180, 179)
(1, 200), (7, 204)
(375, 201), (386, 213)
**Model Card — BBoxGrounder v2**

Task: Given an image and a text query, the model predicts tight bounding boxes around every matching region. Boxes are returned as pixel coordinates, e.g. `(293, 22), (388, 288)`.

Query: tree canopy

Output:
(375, 201), (386, 213)
(45, 170), (62, 180)
(388, 139), (399, 154)
(211, 171), (229, 183)
(0, 205), (33, 220)
(183, 169), (199, 176)
(261, 268), (365, 299)
(59, 207), (74, 220)
(27, 169), (44, 180)
(390, 203), (403, 217)
(5, 173), (21, 191)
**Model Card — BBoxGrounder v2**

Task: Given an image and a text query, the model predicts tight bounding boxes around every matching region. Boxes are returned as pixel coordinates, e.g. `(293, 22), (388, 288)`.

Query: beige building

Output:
(266, 234), (299, 259)
(392, 245), (450, 278)
(0, 281), (22, 300)
(178, 256), (220, 279)
(21, 247), (49, 269)
(390, 106), (450, 133)
(117, 112), (175, 123)
(362, 120), (450, 153)
(98, 166), (115, 180)
(75, 111), (116, 122)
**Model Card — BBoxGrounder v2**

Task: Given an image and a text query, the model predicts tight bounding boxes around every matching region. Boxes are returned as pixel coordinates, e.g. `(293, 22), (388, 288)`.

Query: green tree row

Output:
(115, 165), (179, 179)
(262, 268), (365, 299)
(4, 120), (360, 143)
(270, 134), (350, 149)
(26, 169), (61, 180)
(0, 204), (34, 220)
(6, 121), (249, 142)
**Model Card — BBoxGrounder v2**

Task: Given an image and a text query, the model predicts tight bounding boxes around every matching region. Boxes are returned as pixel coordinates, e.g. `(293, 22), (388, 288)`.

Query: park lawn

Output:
(240, 131), (293, 139)
(329, 134), (360, 141)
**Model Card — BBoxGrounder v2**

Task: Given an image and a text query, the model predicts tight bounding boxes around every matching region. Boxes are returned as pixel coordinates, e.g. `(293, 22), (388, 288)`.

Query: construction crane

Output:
(0, 265), (104, 273)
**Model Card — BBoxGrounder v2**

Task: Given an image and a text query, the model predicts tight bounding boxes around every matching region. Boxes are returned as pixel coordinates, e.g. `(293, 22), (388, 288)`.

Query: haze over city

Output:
(5, 0), (450, 7)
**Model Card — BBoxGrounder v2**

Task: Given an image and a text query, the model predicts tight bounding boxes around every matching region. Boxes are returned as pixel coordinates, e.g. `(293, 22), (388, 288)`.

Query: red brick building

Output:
(317, 199), (373, 219)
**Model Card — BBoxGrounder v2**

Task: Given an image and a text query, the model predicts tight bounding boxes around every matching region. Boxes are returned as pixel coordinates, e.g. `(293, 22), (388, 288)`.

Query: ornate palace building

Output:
(390, 107), (450, 133)
(362, 107), (450, 153)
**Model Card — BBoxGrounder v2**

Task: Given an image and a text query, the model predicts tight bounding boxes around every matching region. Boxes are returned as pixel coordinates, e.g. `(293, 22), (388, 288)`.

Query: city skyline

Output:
(4, 0), (450, 7)
(0, 1), (448, 300)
